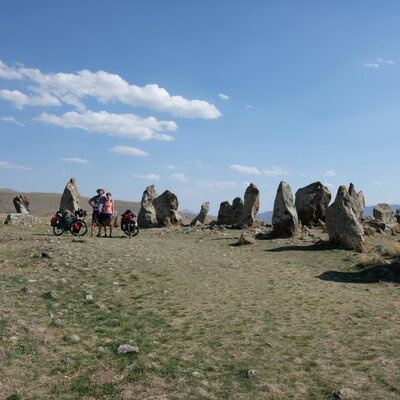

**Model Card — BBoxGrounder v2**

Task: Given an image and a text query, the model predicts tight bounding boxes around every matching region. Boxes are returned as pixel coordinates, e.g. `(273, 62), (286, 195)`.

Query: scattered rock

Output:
(238, 233), (255, 245)
(155, 190), (182, 226)
(192, 371), (204, 378)
(272, 181), (299, 237)
(43, 291), (59, 299)
(373, 203), (394, 224)
(4, 213), (40, 226)
(239, 183), (260, 228)
(41, 252), (51, 258)
(21, 287), (33, 294)
(334, 387), (357, 399)
(326, 185), (364, 252)
(50, 319), (63, 327)
(117, 344), (139, 354)
(127, 361), (140, 371)
(120, 389), (134, 400)
(138, 185), (158, 228)
(61, 357), (73, 365)
(247, 369), (258, 377)
(60, 178), (80, 215)
(295, 182), (331, 226)
(85, 294), (93, 301)
(191, 202), (210, 226)
(64, 334), (80, 343)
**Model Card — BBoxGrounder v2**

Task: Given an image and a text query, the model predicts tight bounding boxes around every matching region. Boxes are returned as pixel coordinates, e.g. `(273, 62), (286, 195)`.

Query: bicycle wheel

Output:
(70, 219), (88, 237)
(52, 224), (65, 236)
(130, 223), (139, 237)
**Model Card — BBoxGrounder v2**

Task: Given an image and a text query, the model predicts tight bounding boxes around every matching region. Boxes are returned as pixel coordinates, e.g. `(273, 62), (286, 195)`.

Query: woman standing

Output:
(102, 192), (115, 237)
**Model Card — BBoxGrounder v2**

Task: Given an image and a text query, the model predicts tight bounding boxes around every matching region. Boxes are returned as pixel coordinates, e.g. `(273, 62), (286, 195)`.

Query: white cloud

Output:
(230, 164), (261, 175)
(0, 89), (61, 109)
(325, 170), (336, 177)
(198, 180), (239, 190)
(0, 160), (31, 170)
(0, 116), (24, 126)
(60, 158), (89, 164)
(133, 173), (160, 181)
(170, 172), (188, 182)
(363, 63), (379, 68)
(166, 164), (176, 170)
(263, 166), (289, 176)
(35, 110), (176, 141)
(245, 104), (253, 109)
(0, 60), (221, 119)
(110, 146), (148, 157)
(218, 93), (230, 101)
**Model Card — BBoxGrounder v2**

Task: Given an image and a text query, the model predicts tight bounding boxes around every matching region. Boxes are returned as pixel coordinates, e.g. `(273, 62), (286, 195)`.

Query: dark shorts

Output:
(102, 213), (113, 223)
(92, 211), (100, 223)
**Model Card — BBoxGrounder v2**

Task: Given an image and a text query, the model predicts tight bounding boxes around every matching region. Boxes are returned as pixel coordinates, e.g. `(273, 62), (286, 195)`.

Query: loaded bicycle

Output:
(50, 209), (88, 237)
(120, 210), (139, 237)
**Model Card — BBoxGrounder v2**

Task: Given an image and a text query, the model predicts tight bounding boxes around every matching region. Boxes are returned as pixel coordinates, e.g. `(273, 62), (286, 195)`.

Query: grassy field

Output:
(0, 220), (399, 400)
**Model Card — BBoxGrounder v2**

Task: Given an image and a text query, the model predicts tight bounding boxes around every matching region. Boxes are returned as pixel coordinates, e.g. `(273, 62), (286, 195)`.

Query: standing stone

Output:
(60, 178), (80, 215)
(348, 183), (365, 220)
(155, 190), (181, 226)
(272, 182), (299, 237)
(232, 197), (244, 226)
(138, 185), (158, 228)
(238, 183), (260, 227)
(218, 201), (233, 225)
(373, 203), (394, 224)
(191, 202), (210, 226)
(295, 182), (331, 226)
(13, 195), (30, 214)
(326, 185), (364, 252)
(394, 209), (400, 223)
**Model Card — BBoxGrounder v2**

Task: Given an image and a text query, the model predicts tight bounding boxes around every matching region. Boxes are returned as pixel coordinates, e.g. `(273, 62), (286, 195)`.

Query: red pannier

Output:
(50, 216), (59, 227)
(72, 222), (82, 233)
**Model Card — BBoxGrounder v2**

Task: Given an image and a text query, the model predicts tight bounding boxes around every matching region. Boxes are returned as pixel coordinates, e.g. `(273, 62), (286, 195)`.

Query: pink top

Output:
(103, 199), (114, 214)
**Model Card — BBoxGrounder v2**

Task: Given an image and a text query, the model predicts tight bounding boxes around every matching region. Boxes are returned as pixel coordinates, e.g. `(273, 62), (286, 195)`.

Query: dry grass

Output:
(0, 222), (399, 399)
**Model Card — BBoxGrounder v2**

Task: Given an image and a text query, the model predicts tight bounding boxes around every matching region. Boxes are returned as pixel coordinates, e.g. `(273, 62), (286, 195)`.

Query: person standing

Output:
(102, 192), (115, 237)
(88, 189), (105, 237)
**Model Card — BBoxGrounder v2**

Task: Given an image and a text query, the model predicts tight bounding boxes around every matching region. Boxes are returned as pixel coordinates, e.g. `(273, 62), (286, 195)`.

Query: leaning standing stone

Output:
(191, 202), (210, 225)
(272, 181), (299, 237)
(238, 183), (260, 227)
(326, 185), (364, 252)
(138, 185), (158, 228)
(13, 195), (30, 214)
(60, 178), (80, 215)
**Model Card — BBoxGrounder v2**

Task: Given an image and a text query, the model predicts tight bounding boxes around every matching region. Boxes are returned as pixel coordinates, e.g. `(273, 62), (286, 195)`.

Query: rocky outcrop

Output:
(191, 202), (210, 226)
(155, 190), (181, 226)
(238, 183), (260, 227)
(138, 185), (158, 228)
(373, 203), (394, 224)
(348, 183), (365, 220)
(4, 213), (40, 226)
(60, 178), (80, 215)
(272, 182), (299, 237)
(295, 182), (331, 226)
(13, 195), (30, 214)
(326, 185), (364, 252)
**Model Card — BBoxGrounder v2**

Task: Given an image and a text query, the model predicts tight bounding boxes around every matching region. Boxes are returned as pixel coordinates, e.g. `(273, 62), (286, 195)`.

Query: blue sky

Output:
(1, 1), (400, 214)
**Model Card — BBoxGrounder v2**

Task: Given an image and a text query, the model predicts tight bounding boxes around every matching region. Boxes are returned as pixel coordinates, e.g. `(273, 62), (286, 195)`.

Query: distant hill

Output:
(0, 189), (141, 217)
(256, 204), (400, 222)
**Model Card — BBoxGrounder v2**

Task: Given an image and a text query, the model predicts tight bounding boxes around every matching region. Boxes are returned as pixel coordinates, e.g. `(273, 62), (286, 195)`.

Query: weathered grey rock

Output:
(117, 344), (139, 354)
(138, 185), (158, 228)
(238, 183), (260, 227)
(348, 183), (365, 220)
(218, 201), (233, 225)
(295, 182), (331, 226)
(326, 185), (364, 252)
(334, 388), (357, 399)
(232, 197), (244, 225)
(60, 178), (80, 215)
(272, 182), (299, 237)
(155, 190), (181, 226)
(238, 232), (255, 245)
(4, 213), (40, 226)
(13, 195), (30, 214)
(191, 202), (210, 226)
(373, 203), (394, 224)
(395, 209), (400, 223)
(362, 217), (386, 234)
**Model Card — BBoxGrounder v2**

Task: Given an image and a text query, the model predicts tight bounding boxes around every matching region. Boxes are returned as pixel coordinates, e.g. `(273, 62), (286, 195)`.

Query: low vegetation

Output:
(0, 220), (399, 399)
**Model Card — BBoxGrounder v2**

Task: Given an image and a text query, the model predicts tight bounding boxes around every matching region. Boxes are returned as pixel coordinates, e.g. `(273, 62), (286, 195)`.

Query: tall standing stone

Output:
(218, 201), (233, 225)
(326, 185), (364, 252)
(238, 183), (260, 227)
(191, 202), (210, 225)
(373, 203), (394, 224)
(272, 181), (299, 237)
(348, 183), (365, 220)
(295, 182), (331, 226)
(155, 190), (181, 226)
(13, 195), (30, 214)
(138, 185), (158, 228)
(232, 197), (244, 226)
(60, 178), (80, 215)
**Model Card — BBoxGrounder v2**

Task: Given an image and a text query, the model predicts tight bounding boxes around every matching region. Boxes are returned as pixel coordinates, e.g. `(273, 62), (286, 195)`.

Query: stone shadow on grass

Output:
(317, 262), (400, 284)
(265, 241), (334, 252)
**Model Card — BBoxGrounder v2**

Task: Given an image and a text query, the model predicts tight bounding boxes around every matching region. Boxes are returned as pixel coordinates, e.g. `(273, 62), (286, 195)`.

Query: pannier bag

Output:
(50, 216), (59, 227)
(72, 222), (82, 234)
(121, 210), (136, 220)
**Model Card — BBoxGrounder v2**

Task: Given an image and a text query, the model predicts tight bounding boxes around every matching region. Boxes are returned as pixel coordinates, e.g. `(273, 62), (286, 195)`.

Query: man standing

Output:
(88, 189), (105, 237)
